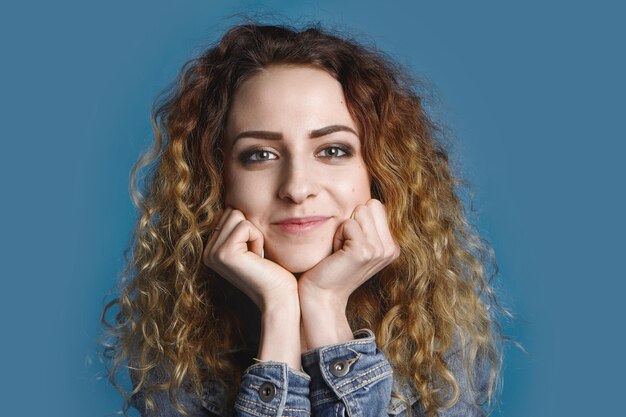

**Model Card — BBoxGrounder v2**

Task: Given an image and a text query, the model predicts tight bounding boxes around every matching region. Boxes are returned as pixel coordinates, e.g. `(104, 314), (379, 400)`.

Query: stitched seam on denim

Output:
(310, 388), (335, 400)
(388, 393), (419, 413)
(388, 399), (405, 414)
(346, 394), (363, 416)
(237, 397), (276, 413)
(311, 397), (336, 408)
(234, 403), (272, 417)
(287, 368), (312, 381)
(388, 381), (420, 414)
(302, 330), (374, 358)
(335, 362), (391, 388)
(357, 369), (393, 387)
(200, 402), (223, 416)
(245, 363), (285, 373)
(286, 409), (312, 417)
(284, 405), (311, 416)
(248, 383), (261, 390)
(284, 407), (309, 412)
(311, 387), (334, 396)
(336, 369), (393, 397)
(345, 392), (362, 417)
(310, 387), (336, 407)
(321, 339), (371, 355)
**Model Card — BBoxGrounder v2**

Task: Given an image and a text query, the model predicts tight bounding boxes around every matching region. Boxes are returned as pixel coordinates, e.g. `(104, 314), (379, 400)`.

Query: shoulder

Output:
(386, 336), (490, 417)
(387, 375), (423, 416)
(129, 361), (231, 417)
(443, 335), (490, 408)
(199, 378), (232, 417)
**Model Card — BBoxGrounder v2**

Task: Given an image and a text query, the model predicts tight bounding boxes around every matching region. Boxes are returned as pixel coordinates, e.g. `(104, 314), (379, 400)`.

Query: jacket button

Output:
(330, 359), (350, 377)
(258, 382), (276, 402)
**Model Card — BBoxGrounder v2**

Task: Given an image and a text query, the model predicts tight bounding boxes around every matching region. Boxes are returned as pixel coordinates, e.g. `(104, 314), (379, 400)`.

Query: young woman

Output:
(103, 23), (503, 417)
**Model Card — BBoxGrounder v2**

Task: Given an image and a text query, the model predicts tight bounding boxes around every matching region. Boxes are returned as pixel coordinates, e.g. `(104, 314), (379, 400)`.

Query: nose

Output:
(278, 159), (319, 204)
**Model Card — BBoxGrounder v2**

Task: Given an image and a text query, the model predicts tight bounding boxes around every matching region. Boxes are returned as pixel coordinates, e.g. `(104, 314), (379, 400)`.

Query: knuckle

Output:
(230, 210), (245, 222)
(214, 248), (229, 264)
(354, 204), (368, 215)
(382, 243), (399, 262)
(358, 243), (375, 260)
(201, 255), (211, 268)
(372, 245), (384, 259)
(368, 199), (383, 209)
(391, 245), (401, 260)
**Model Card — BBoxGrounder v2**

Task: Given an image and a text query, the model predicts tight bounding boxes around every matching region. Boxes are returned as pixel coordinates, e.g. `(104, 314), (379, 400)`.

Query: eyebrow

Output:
(232, 124), (359, 143)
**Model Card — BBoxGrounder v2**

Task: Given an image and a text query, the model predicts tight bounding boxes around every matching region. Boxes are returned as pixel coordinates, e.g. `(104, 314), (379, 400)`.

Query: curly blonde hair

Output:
(102, 23), (504, 416)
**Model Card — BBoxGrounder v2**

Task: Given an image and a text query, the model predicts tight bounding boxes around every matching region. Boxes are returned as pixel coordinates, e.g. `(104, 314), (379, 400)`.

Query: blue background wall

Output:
(1, 1), (624, 416)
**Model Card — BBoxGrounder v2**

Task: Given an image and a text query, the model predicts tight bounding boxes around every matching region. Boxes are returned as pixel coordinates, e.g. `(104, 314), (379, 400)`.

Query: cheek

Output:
(224, 181), (253, 210)
(353, 164), (373, 199)
(223, 161), (253, 207)
(334, 168), (372, 210)
(353, 181), (373, 205)
(223, 171), (271, 220)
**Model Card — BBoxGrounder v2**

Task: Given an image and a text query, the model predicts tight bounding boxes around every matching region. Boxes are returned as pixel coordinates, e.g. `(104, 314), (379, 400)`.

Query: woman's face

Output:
(223, 65), (371, 273)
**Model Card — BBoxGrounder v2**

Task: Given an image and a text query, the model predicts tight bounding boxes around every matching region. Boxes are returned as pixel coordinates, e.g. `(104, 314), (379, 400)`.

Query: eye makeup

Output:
(315, 144), (353, 159)
(238, 147), (278, 164)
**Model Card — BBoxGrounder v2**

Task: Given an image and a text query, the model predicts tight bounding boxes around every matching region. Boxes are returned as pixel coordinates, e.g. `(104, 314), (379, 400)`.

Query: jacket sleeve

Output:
(300, 329), (490, 417)
(301, 328), (394, 417)
(233, 361), (311, 417)
(130, 361), (311, 417)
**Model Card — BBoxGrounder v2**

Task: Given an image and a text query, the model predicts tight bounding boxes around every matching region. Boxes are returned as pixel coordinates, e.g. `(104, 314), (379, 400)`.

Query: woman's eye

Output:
(317, 146), (351, 159)
(241, 149), (278, 163)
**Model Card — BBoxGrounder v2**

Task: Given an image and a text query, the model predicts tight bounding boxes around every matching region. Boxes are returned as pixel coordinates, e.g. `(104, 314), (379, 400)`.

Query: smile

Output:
(273, 216), (330, 234)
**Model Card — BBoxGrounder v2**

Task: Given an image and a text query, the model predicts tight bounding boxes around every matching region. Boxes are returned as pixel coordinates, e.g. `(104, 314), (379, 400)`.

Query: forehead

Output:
(226, 65), (358, 137)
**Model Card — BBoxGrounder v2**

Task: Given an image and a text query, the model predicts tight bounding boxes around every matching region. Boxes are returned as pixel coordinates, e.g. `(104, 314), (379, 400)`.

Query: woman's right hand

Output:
(202, 207), (298, 312)
(203, 207), (302, 368)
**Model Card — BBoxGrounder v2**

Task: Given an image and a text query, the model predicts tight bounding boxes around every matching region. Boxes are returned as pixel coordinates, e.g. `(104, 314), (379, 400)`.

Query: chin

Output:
(266, 247), (330, 273)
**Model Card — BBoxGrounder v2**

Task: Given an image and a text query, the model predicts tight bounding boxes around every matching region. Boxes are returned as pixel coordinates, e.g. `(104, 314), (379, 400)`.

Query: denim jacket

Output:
(131, 329), (487, 417)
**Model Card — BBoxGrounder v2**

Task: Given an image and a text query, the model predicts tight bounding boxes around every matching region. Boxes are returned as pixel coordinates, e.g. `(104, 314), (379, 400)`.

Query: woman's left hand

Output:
(298, 199), (400, 317)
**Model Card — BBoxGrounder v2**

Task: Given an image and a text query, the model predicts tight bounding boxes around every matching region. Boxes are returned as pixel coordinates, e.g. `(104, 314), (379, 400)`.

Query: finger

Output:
(365, 199), (390, 238)
(366, 200), (400, 259)
(222, 219), (264, 257)
(333, 221), (346, 252)
(215, 206), (233, 229)
(203, 207), (233, 262)
(339, 218), (367, 249)
(246, 221), (264, 257)
(210, 209), (246, 251)
(353, 204), (383, 248)
(206, 206), (233, 245)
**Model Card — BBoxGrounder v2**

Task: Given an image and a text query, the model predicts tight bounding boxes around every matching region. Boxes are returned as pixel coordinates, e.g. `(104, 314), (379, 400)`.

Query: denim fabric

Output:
(234, 362), (310, 417)
(130, 329), (487, 417)
(301, 328), (393, 417)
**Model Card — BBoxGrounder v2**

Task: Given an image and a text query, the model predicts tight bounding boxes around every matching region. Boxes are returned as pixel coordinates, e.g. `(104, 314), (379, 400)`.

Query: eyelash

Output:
(240, 148), (277, 163)
(239, 145), (353, 164)
(317, 145), (352, 159)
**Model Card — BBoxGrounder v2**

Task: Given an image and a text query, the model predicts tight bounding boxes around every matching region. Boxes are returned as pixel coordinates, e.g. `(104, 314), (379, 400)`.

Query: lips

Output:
(272, 216), (330, 234)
